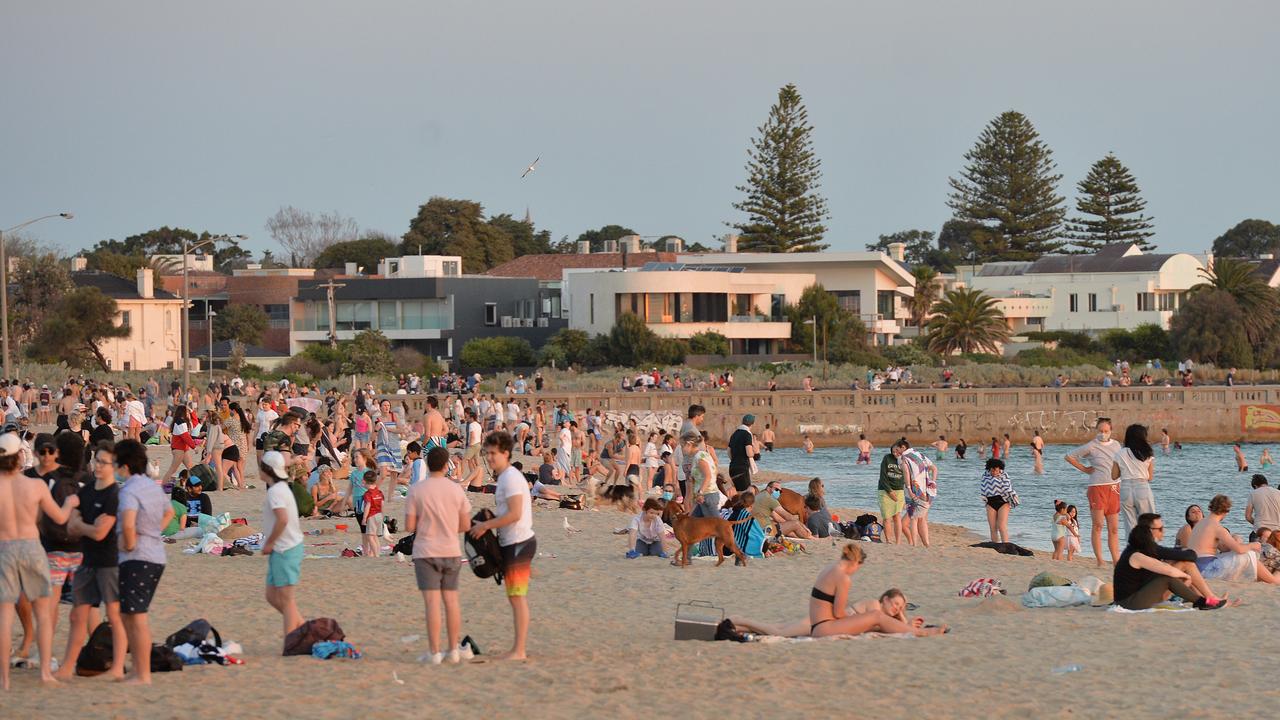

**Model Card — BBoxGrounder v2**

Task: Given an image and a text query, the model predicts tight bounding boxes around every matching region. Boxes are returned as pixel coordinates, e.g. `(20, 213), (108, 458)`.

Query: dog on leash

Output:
(670, 512), (750, 568)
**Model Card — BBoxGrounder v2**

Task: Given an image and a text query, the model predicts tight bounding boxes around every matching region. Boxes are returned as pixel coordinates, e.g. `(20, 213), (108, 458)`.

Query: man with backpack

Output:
(405, 447), (471, 664)
(469, 431), (534, 661)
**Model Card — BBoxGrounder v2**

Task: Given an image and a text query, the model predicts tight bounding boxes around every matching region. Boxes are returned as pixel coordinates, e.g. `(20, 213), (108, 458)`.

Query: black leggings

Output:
(1119, 576), (1201, 610)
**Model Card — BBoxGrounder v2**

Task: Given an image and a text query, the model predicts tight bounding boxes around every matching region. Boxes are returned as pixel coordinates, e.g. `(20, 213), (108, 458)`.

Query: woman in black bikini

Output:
(808, 544), (947, 638)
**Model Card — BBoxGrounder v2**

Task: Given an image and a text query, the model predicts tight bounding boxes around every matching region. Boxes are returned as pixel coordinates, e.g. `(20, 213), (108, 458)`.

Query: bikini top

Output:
(811, 587), (836, 605)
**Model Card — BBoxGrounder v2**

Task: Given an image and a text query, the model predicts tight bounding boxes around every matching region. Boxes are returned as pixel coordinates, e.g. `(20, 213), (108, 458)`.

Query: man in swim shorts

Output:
(423, 396), (449, 451)
(877, 442), (905, 544)
(857, 434), (873, 465)
(470, 431), (535, 660)
(1188, 494), (1279, 584)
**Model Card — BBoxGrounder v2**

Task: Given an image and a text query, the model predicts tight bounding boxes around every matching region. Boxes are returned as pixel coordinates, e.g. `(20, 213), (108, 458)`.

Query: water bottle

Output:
(1051, 664), (1083, 674)
(742, 633), (757, 643)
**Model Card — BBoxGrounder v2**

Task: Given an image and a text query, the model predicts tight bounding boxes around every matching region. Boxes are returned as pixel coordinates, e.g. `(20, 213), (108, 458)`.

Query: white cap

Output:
(260, 450), (288, 481)
(0, 432), (21, 457)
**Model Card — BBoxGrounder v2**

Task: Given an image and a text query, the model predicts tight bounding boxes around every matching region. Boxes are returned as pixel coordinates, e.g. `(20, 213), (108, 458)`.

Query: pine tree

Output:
(728, 84), (829, 253)
(1065, 153), (1155, 253)
(947, 111), (1066, 261)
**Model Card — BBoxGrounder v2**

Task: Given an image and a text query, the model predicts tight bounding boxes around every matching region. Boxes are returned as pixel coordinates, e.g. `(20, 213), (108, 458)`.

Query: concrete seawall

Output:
(378, 386), (1280, 447)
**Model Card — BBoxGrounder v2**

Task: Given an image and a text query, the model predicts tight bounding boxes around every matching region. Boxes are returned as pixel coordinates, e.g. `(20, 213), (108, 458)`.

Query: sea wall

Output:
(378, 386), (1280, 447)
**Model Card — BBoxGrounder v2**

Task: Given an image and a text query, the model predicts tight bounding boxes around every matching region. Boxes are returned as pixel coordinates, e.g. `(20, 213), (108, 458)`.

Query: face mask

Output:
(771, 490), (781, 499)
(1098, 431), (1111, 442)
(661, 491), (673, 501)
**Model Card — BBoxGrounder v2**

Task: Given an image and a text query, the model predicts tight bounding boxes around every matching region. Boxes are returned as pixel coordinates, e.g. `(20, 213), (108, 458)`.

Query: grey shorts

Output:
(72, 565), (120, 607)
(414, 557), (462, 591)
(0, 539), (52, 603)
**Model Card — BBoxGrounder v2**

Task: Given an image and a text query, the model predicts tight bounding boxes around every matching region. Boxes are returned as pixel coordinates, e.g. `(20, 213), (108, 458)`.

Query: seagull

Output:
(563, 516), (581, 535)
(521, 156), (540, 178)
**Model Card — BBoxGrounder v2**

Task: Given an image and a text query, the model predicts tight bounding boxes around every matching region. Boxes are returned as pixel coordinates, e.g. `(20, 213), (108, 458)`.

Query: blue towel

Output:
(311, 640), (362, 659)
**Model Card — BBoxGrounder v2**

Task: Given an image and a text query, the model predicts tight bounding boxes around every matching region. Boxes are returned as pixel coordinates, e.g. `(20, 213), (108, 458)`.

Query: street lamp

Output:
(803, 315), (817, 364)
(182, 234), (246, 393)
(1, 213), (73, 380)
(207, 308), (216, 386)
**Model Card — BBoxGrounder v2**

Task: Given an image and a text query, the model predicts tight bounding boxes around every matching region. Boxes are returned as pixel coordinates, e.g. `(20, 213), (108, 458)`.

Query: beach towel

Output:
(756, 632), (914, 644)
(1109, 603), (1194, 614)
(959, 578), (1006, 597)
(1021, 586), (1092, 608)
(311, 641), (362, 659)
(971, 541), (1035, 557)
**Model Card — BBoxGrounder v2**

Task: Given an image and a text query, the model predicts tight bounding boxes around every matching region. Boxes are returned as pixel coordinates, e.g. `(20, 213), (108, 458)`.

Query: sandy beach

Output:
(5, 448), (1278, 719)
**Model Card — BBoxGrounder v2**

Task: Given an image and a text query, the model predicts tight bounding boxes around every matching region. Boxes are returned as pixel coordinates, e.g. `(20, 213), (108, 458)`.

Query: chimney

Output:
(71, 256), (87, 272)
(887, 242), (906, 262)
(344, 262), (358, 276)
(136, 268), (154, 299)
(665, 237), (684, 253)
(723, 234), (739, 253)
(621, 235), (643, 254)
(577, 240), (591, 254)
(602, 239), (618, 253)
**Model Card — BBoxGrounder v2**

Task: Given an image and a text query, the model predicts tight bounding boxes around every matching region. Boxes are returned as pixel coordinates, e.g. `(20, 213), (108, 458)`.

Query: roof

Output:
(191, 341), (288, 359)
(1252, 258), (1280, 283)
(71, 271), (179, 300)
(676, 250), (916, 286)
(977, 244), (1180, 276)
(485, 251), (677, 281)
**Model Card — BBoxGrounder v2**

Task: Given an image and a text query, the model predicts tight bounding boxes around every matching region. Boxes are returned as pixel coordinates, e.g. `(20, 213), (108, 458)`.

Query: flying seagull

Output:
(521, 156), (540, 178)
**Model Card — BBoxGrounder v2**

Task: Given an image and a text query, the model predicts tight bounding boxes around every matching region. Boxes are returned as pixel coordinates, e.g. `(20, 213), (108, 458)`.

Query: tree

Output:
(924, 288), (1011, 355)
(227, 340), (247, 375)
(8, 252), (72, 347)
(866, 230), (936, 266)
(1211, 219), (1280, 258)
(459, 336), (536, 368)
(947, 111), (1066, 261)
(85, 227), (250, 276)
(608, 313), (661, 366)
(687, 331), (730, 356)
(538, 328), (596, 366)
(258, 249), (287, 269)
(573, 224), (637, 253)
(1170, 290), (1253, 367)
(266, 206), (359, 267)
(935, 219), (985, 269)
(728, 83), (830, 253)
(340, 330), (396, 376)
(489, 214), (553, 257)
(1064, 153), (1156, 253)
(401, 197), (513, 272)
(1193, 257), (1278, 349)
(213, 304), (268, 346)
(311, 235), (399, 270)
(26, 287), (131, 371)
(786, 284), (869, 363)
(906, 266), (940, 328)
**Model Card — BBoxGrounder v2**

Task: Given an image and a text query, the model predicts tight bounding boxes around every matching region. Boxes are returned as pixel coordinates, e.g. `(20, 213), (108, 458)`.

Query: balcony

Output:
(648, 320), (792, 340)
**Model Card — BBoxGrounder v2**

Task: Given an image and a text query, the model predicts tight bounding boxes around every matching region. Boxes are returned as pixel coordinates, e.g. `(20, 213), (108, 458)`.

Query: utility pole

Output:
(316, 280), (346, 348)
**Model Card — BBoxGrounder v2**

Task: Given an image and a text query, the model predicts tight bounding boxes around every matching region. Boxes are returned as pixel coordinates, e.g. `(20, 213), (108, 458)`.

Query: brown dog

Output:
(778, 487), (808, 525)
(670, 512), (750, 567)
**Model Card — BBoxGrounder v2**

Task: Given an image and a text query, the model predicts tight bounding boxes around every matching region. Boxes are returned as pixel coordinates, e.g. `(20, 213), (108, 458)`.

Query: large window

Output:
(833, 290), (860, 314)
(336, 301), (373, 331)
(379, 301), (399, 330)
(1158, 293), (1176, 311)
(1137, 292), (1156, 312)
(876, 291), (896, 320)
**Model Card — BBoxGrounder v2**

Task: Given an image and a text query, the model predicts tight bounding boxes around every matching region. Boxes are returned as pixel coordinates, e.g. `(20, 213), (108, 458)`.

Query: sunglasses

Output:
(38, 447), (57, 455)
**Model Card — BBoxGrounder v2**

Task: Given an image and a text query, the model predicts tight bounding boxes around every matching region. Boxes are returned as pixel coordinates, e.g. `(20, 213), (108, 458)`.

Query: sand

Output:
(5, 446), (1279, 719)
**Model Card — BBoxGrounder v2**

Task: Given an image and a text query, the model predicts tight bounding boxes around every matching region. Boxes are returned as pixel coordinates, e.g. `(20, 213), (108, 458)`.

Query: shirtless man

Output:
(570, 422), (586, 486)
(855, 434), (873, 464)
(56, 389), (76, 433)
(422, 396), (449, 452)
(761, 424), (775, 452)
(1233, 443), (1248, 473)
(1187, 494), (1279, 584)
(0, 433), (79, 689)
(930, 435), (948, 461)
(1031, 431), (1045, 475)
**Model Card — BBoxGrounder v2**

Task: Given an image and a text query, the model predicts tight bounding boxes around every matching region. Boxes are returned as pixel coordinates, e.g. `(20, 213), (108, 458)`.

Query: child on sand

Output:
(361, 473), (385, 558)
(1051, 500), (1069, 560)
(625, 498), (668, 558)
(1065, 505), (1081, 561)
(259, 451), (305, 639)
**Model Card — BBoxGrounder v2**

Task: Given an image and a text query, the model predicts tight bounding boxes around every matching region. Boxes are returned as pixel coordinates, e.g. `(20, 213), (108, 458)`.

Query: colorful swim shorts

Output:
(500, 537), (537, 598)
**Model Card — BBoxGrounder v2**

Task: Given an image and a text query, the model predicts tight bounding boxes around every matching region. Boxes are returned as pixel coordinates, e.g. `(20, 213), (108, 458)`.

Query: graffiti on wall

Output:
(602, 410), (684, 435)
(1242, 405), (1280, 432)
(798, 423), (864, 436)
(1005, 409), (1102, 437)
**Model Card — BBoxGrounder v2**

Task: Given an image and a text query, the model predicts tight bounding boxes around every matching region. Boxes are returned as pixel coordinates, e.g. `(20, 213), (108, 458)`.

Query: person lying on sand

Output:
(730, 588), (929, 638)
(732, 544), (947, 639)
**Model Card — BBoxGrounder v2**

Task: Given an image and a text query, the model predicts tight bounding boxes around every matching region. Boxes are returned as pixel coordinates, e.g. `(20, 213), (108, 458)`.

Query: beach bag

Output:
(76, 622), (115, 677)
(958, 578), (1006, 598)
(1027, 572), (1073, 591)
(150, 644), (184, 672)
(290, 480), (314, 518)
(393, 533), (415, 556)
(559, 495), (583, 510)
(283, 618), (345, 657)
(190, 463), (217, 492)
(165, 619), (222, 650)
(463, 509), (504, 584)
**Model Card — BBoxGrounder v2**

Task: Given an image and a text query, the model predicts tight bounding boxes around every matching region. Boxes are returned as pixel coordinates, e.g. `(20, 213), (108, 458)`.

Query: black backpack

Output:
(165, 619), (222, 650)
(76, 621), (115, 677)
(393, 532), (415, 556)
(464, 508), (504, 584)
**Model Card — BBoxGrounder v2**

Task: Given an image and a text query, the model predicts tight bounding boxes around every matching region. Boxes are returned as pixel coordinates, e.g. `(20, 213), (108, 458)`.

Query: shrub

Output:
(881, 343), (939, 367)
(460, 336), (536, 368)
(687, 331), (730, 356)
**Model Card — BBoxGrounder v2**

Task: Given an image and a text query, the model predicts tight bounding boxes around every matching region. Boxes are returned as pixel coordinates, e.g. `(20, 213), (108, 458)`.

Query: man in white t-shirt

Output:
(254, 397), (280, 463)
(125, 394), (147, 440)
(1245, 474), (1280, 535)
(260, 451), (304, 639)
(470, 430), (534, 661)
(1065, 417), (1123, 567)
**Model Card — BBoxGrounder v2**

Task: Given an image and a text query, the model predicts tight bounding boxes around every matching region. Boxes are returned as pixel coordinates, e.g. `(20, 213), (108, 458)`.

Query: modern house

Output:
(159, 263), (318, 354)
(71, 268), (184, 371)
(957, 242), (1205, 334)
(566, 262), (814, 355)
(290, 255), (561, 359)
(676, 240), (917, 346)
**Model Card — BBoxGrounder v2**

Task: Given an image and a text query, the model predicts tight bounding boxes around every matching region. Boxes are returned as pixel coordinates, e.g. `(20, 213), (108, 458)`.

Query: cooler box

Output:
(674, 601), (723, 641)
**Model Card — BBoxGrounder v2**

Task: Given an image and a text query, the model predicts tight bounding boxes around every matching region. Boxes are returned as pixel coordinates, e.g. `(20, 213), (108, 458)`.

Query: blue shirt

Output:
(119, 474), (169, 565)
(409, 457), (426, 486)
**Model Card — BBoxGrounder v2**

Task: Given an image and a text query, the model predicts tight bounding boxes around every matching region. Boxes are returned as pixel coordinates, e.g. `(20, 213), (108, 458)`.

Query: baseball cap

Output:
(33, 433), (56, 452)
(260, 450), (289, 481)
(742, 414), (756, 426)
(0, 433), (21, 457)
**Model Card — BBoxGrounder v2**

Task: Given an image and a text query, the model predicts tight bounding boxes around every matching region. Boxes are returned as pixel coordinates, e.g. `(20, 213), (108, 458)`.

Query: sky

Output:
(2, 0), (1278, 259)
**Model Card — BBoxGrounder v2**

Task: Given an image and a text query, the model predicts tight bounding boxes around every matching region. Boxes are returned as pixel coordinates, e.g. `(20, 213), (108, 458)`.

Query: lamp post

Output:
(1, 213), (73, 380)
(182, 234), (245, 393)
(207, 307), (216, 386)
(803, 315), (817, 364)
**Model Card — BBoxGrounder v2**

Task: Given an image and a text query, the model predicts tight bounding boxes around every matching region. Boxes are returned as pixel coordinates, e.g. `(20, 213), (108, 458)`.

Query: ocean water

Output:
(756, 442), (1270, 554)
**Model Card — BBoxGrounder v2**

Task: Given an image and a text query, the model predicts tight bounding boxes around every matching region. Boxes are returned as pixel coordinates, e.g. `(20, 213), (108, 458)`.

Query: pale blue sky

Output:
(2, 0), (1277, 257)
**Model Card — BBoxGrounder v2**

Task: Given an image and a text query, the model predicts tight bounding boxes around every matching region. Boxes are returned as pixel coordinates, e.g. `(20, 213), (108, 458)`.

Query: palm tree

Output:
(925, 287), (1011, 355)
(907, 266), (940, 327)
(1194, 257), (1278, 347)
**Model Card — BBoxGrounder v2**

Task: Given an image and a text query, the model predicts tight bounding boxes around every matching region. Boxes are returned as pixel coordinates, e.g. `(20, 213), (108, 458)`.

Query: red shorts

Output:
(1087, 484), (1120, 516)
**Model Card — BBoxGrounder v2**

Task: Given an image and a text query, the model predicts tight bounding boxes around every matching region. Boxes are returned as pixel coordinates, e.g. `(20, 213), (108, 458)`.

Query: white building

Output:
(676, 245), (916, 345)
(566, 263), (815, 355)
(959, 242), (1205, 334)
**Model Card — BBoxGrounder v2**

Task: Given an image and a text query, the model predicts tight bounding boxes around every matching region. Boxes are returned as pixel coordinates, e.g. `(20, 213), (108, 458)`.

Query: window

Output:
(485, 302), (497, 326)
(379, 301), (399, 330)
(1069, 293), (1078, 313)
(833, 290), (860, 314)
(1088, 293), (1098, 312)
(264, 303), (290, 328)
(120, 311), (131, 328)
(1137, 292), (1156, 312)
(165, 361), (174, 369)
(123, 361), (132, 371)
(1027, 317), (1044, 326)
(164, 310), (171, 331)
(1158, 293), (1176, 311)
(443, 261), (459, 277)
(877, 291), (896, 320)
(589, 294), (594, 324)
